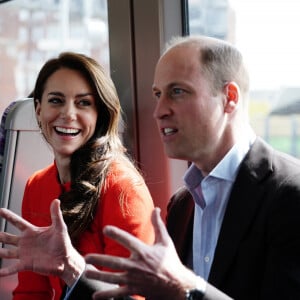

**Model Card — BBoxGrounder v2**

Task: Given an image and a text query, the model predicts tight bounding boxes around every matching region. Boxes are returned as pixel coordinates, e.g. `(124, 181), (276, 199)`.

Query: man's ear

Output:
(223, 82), (239, 113)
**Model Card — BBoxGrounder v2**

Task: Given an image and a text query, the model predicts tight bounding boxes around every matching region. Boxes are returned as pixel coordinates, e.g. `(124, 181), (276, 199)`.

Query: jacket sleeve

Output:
(68, 163), (154, 300)
(67, 269), (135, 300)
(13, 271), (54, 300)
(13, 178), (59, 300)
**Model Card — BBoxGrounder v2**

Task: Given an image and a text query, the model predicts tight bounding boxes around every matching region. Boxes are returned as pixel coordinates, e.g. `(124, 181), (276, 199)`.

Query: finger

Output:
(0, 262), (21, 276)
(0, 247), (18, 259)
(0, 208), (32, 232)
(92, 285), (130, 300)
(152, 207), (172, 245)
(0, 232), (19, 246)
(50, 199), (67, 231)
(85, 268), (126, 285)
(85, 254), (133, 272)
(102, 226), (145, 254)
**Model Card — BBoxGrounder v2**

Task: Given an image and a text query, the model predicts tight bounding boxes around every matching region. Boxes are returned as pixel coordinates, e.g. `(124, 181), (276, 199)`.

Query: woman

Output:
(3, 52), (154, 299)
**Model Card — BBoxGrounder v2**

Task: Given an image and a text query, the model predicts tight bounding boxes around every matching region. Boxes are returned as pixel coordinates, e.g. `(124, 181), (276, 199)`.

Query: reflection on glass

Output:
(188, 0), (300, 157)
(0, 0), (108, 116)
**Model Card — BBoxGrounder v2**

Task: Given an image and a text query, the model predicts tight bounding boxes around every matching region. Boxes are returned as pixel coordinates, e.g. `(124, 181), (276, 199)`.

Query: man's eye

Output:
(153, 92), (161, 100)
(173, 88), (183, 95)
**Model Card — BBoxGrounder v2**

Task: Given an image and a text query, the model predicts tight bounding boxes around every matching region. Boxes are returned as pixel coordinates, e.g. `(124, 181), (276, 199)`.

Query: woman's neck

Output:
(55, 156), (71, 184)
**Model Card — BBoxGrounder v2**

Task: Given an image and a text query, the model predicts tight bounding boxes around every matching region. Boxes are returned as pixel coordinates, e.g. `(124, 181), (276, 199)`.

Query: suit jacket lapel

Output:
(208, 138), (273, 286)
(166, 186), (194, 263)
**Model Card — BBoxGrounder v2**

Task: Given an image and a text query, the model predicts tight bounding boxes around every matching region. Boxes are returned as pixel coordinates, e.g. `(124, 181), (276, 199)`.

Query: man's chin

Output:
(165, 150), (187, 161)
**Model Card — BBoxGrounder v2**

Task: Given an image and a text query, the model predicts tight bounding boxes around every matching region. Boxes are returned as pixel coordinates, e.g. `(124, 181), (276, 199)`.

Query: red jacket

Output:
(13, 161), (154, 300)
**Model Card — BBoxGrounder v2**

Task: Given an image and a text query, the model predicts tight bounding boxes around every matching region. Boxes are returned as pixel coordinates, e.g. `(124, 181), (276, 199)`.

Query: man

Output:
(79, 35), (300, 299)
(1, 35), (300, 300)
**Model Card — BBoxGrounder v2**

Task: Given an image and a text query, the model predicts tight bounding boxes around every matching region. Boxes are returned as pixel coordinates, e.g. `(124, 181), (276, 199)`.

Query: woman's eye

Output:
(78, 99), (92, 106)
(48, 97), (63, 104)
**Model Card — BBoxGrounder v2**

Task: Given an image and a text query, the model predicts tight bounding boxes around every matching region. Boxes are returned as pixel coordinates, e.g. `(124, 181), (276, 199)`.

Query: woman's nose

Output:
(60, 103), (76, 121)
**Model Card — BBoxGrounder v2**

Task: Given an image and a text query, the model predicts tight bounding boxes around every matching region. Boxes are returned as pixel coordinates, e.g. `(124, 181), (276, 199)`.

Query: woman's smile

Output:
(35, 68), (98, 160)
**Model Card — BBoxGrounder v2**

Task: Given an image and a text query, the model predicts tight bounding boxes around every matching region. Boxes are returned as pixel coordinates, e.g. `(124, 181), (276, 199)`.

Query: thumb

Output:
(152, 207), (171, 245)
(50, 199), (67, 231)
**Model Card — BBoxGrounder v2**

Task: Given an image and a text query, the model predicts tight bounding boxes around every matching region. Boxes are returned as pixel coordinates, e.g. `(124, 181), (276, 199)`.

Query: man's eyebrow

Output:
(152, 82), (181, 90)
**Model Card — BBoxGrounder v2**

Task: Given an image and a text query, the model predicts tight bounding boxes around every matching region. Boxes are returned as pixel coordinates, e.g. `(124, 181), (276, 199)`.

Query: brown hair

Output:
(166, 35), (250, 102)
(33, 52), (135, 243)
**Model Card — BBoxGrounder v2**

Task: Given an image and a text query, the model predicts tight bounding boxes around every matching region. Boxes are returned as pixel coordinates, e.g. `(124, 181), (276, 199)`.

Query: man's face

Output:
(152, 45), (227, 171)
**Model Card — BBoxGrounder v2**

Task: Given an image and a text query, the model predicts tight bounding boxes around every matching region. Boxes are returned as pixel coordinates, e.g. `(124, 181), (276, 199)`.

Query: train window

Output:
(0, 0), (109, 117)
(188, 0), (300, 157)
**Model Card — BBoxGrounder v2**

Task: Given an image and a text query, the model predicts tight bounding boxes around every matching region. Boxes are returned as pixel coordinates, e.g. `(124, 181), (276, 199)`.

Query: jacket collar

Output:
(208, 137), (273, 285)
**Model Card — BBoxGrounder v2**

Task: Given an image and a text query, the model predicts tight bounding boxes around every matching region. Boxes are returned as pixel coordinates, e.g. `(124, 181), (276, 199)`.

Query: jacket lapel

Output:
(208, 138), (274, 286)
(166, 186), (194, 263)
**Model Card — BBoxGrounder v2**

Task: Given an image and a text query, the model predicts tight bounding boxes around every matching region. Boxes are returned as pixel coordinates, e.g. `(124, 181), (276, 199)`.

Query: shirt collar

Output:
(184, 126), (256, 187)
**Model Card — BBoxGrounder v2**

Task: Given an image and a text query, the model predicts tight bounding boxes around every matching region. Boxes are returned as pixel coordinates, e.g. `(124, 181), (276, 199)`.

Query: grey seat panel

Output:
(0, 99), (53, 299)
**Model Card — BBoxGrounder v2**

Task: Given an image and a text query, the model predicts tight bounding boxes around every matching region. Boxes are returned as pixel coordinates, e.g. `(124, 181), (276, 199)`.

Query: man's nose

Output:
(153, 96), (171, 120)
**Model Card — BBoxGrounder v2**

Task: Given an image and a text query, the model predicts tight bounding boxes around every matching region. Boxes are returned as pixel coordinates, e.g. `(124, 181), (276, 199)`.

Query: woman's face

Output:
(35, 68), (98, 161)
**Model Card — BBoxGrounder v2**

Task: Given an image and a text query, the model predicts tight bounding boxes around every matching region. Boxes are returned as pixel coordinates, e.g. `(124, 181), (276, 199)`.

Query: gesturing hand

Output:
(85, 207), (198, 300)
(0, 199), (85, 285)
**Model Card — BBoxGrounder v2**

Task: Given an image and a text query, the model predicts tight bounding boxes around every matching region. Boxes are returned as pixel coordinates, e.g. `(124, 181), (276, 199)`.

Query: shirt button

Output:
(204, 256), (210, 263)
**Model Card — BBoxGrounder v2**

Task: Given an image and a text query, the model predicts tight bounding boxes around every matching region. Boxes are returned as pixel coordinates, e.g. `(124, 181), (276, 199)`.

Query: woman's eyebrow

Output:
(47, 91), (64, 97)
(46, 92), (94, 97)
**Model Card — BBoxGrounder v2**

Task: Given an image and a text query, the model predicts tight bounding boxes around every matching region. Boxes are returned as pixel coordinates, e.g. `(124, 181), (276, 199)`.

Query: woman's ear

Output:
(223, 82), (240, 113)
(35, 99), (41, 120)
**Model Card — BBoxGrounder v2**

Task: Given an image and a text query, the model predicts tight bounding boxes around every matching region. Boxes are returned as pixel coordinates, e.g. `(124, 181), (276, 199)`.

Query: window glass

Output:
(0, 0), (108, 116)
(188, 0), (300, 158)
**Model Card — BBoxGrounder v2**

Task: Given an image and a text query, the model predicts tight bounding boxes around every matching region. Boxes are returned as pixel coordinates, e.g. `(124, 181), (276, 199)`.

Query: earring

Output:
(38, 121), (42, 134)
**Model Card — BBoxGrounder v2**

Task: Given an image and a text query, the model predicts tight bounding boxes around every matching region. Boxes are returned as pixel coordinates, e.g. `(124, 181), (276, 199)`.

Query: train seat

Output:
(0, 101), (17, 175)
(0, 99), (53, 299)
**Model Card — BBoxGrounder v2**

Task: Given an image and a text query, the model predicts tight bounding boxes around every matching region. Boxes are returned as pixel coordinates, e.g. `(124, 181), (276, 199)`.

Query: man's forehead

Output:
(154, 56), (201, 83)
(158, 46), (200, 69)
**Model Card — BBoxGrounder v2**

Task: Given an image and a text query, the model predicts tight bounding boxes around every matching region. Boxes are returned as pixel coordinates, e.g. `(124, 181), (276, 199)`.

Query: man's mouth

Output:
(162, 128), (177, 136)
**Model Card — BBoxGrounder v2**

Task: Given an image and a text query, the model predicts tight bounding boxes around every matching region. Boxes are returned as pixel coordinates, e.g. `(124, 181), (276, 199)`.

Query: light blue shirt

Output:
(184, 128), (256, 280)
(63, 273), (82, 300)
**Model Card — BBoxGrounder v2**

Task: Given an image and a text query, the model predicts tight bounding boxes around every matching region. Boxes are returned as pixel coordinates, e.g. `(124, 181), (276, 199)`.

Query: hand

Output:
(85, 207), (199, 300)
(0, 199), (85, 286)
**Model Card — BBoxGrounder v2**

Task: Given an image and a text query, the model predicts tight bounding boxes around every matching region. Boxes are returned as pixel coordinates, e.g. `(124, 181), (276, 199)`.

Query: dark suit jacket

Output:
(69, 138), (300, 300)
(167, 137), (300, 300)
